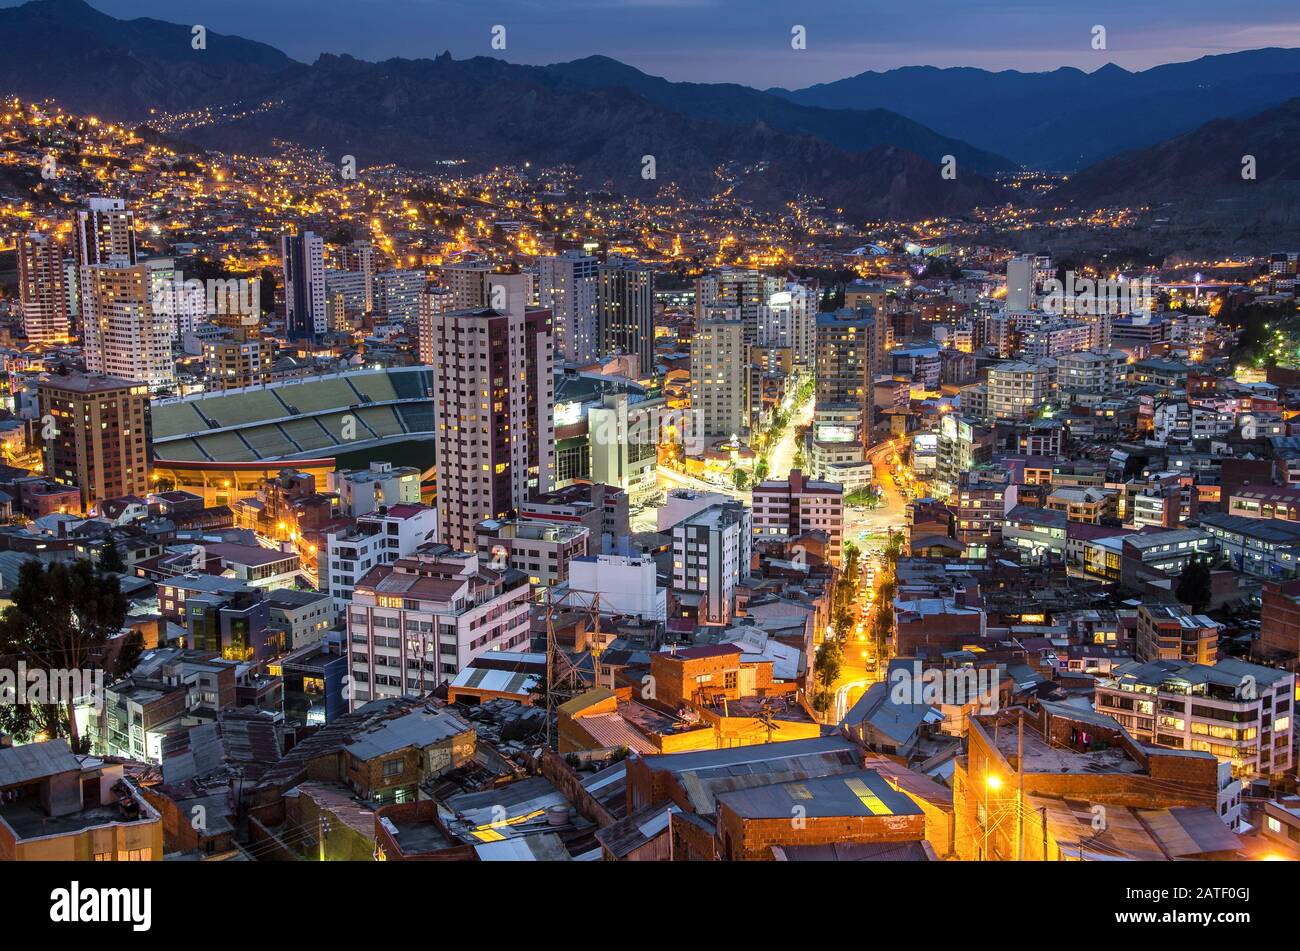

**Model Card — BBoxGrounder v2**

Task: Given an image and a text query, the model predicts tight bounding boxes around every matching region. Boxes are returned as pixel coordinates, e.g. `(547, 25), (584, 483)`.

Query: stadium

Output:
(151, 367), (436, 506)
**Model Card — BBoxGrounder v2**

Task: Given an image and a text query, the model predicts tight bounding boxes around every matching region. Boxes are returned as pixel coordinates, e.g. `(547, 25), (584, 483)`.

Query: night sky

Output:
(12, 0), (1300, 87)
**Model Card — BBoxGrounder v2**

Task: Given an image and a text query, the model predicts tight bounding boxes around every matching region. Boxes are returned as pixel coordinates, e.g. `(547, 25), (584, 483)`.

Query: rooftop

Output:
(1198, 512), (1300, 544)
(343, 706), (473, 761)
(0, 738), (81, 787)
(716, 768), (921, 820)
(0, 796), (153, 840)
(986, 716), (1143, 775)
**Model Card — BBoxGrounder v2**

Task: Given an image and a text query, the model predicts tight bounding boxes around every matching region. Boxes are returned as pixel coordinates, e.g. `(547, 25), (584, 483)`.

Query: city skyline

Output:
(0, 0), (1297, 897)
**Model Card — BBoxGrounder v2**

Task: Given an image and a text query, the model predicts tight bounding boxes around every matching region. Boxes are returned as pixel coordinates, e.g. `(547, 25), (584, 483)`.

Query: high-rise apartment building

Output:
(281, 230), (327, 340)
(339, 240), (377, 312)
(696, 269), (783, 347)
(73, 196), (138, 342)
(204, 332), (272, 391)
(17, 231), (71, 345)
(428, 282), (555, 552)
(671, 500), (752, 626)
(758, 282), (817, 370)
(373, 269), (427, 323)
(689, 318), (749, 443)
(75, 196), (137, 268)
(1005, 254), (1052, 312)
(597, 257), (654, 372)
(540, 251), (599, 363)
(144, 257), (208, 343)
(440, 259), (496, 309)
(38, 374), (152, 511)
(417, 286), (455, 364)
(1006, 254), (1035, 311)
(81, 262), (175, 391)
(844, 279), (887, 313)
(324, 269), (369, 330)
(815, 308), (882, 443)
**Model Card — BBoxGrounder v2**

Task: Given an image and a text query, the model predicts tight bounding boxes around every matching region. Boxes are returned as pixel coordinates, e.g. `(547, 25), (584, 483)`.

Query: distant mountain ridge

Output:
(0, 0), (1009, 218)
(539, 55), (1015, 175)
(169, 51), (1007, 219)
(772, 49), (1300, 170)
(9, 0), (1300, 228)
(0, 0), (295, 118)
(1053, 97), (1300, 203)
(1038, 98), (1300, 254)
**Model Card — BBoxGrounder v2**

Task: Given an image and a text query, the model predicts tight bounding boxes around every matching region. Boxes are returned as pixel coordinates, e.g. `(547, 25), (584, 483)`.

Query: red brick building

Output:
(1260, 578), (1300, 669)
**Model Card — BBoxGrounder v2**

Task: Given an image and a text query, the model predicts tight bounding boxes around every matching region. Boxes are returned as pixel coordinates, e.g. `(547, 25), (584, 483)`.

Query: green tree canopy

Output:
(0, 559), (136, 751)
(814, 638), (843, 691)
(98, 538), (125, 574)
(1175, 553), (1213, 614)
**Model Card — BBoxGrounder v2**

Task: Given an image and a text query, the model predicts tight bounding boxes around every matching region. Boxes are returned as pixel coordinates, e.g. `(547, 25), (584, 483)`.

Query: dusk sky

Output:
(12, 0), (1300, 87)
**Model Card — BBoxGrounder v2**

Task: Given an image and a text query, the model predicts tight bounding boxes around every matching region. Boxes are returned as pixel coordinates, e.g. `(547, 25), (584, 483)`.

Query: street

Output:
(633, 379), (815, 533)
(844, 437), (909, 552)
(765, 384), (815, 481)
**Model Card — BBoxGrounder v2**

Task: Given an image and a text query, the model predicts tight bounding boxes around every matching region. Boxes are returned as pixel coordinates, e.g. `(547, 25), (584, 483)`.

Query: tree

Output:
(883, 529), (905, 565)
(872, 601), (895, 654)
(733, 468), (749, 490)
(1175, 553), (1213, 614)
(0, 559), (134, 752)
(98, 538), (125, 574)
(842, 542), (861, 583)
(832, 605), (855, 639)
(833, 542), (862, 623)
(814, 639), (842, 692)
(0, 702), (48, 745)
(258, 267), (277, 318)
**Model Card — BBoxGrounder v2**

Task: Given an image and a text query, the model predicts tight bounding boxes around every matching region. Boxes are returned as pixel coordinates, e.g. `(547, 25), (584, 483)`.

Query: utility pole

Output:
(318, 813), (331, 862)
(1016, 712), (1024, 862)
(983, 776), (989, 861)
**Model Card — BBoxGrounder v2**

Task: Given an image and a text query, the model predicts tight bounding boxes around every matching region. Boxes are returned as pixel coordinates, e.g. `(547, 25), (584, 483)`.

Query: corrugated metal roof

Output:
(0, 738), (81, 786)
(715, 768), (921, 820)
(773, 841), (934, 861)
(474, 831), (571, 861)
(575, 713), (657, 754)
(344, 707), (471, 760)
(595, 803), (678, 858)
(1142, 806), (1242, 857)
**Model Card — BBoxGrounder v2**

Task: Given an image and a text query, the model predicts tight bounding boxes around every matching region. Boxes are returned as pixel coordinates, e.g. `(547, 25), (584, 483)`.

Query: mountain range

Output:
(772, 50), (1300, 171)
(0, 0), (1008, 219)
(3, 0), (1300, 235)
